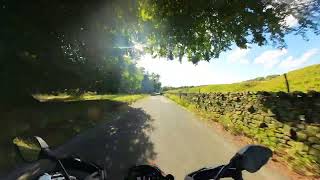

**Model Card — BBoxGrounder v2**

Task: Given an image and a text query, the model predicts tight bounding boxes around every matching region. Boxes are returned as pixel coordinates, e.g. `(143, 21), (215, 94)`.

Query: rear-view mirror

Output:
(235, 145), (272, 173)
(13, 136), (48, 162)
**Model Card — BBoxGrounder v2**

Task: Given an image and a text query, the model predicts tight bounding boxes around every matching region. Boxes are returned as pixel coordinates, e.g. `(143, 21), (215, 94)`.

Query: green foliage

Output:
(119, 56), (145, 93)
(167, 64), (320, 93)
(138, 0), (320, 63)
(141, 73), (162, 93)
(0, 0), (149, 104)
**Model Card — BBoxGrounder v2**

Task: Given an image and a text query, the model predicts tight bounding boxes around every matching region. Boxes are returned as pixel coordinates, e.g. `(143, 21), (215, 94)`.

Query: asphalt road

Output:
(5, 96), (288, 180)
(134, 96), (288, 180)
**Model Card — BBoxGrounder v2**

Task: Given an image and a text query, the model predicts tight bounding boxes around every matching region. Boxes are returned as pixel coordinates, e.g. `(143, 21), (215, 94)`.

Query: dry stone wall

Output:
(170, 91), (320, 176)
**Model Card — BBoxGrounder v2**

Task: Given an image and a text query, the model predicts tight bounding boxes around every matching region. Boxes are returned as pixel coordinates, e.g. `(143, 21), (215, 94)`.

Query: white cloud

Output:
(279, 48), (319, 70)
(284, 15), (299, 27)
(254, 49), (288, 68)
(137, 54), (244, 87)
(279, 0), (315, 28)
(227, 48), (250, 64)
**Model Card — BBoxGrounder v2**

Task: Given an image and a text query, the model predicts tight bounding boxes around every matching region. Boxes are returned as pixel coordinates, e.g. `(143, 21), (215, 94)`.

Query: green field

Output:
(167, 64), (320, 93)
(33, 93), (148, 103)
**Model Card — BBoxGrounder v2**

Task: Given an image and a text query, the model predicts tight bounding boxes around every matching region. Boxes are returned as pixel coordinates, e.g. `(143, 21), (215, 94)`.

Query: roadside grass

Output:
(165, 94), (194, 110)
(34, 93), (148, 103)
(167, 64), (320, 93)
(165, 94), (218, 121)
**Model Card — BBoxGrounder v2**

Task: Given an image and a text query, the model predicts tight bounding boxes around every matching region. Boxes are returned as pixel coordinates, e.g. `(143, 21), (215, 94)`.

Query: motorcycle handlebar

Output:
(185, 165), (243, 180)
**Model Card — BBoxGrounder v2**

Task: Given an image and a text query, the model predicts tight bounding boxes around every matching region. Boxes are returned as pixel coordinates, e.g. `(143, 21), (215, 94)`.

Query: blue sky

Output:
(137, 32), (320, 87)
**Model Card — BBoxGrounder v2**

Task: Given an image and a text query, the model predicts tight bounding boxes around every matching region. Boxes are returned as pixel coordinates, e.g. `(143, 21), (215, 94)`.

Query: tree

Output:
(0, 0), (138, 105)
(119, 56), (144, 93)
(137, 0), (320, 63)
(141, 72), (162, 93)
(150, 73), (161, 92)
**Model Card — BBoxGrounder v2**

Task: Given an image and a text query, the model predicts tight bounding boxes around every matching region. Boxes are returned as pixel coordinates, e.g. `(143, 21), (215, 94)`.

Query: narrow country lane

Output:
(4, 96), (288, 180)
(133, 96), (288, 180)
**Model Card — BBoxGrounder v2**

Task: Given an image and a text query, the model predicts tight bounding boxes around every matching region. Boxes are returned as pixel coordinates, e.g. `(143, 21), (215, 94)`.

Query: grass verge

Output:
(34, 93), (148, 103)
(165, 94), (217, 120)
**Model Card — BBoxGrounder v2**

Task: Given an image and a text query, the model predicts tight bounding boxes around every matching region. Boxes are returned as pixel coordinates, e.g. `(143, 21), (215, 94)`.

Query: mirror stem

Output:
(214, 154), (241, 180)
(57, 159), (71, 180)
(42, 148), (71, 180)
(42, 149), (71, 180)
(213, 164), (229, 180)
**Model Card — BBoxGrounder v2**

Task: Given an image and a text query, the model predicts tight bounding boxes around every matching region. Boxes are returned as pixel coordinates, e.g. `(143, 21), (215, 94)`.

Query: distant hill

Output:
(167, 64), (320, 93)
(244, 74), (280, 82)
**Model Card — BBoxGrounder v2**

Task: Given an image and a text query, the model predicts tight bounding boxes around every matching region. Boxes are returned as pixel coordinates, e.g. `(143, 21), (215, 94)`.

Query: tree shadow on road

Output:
(2, 100), (156, 179)
(55, 106), (157, 179)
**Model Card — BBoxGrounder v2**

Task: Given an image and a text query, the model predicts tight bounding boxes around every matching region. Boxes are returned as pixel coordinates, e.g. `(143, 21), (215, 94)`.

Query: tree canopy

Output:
(1, 0), (156, 105)
(137, 0), (320, 63)
(0, 0), (319, 105)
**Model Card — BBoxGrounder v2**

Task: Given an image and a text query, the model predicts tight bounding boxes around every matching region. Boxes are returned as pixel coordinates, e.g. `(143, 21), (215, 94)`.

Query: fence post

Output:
(284, 73), (290, 93)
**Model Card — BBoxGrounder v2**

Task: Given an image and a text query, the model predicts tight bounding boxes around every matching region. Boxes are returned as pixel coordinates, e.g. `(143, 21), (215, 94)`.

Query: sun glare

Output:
(133, 42), (145, 52)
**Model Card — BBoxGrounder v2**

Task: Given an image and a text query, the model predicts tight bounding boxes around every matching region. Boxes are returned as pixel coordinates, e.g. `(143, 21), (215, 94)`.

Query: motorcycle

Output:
(13, 136), (272, 180)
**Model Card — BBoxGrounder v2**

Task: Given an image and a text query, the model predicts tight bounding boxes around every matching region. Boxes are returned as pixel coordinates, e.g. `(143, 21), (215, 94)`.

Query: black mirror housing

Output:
(234, 145), (272, 173)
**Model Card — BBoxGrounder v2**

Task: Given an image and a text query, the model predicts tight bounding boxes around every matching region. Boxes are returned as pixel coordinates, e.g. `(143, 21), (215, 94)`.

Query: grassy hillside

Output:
(168, 64), (320, 93)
